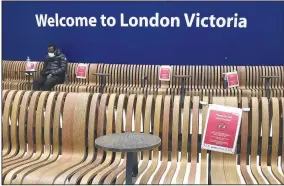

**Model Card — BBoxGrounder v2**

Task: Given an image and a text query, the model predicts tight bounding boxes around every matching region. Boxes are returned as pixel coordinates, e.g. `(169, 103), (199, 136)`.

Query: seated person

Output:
(33, 44), (67, 90)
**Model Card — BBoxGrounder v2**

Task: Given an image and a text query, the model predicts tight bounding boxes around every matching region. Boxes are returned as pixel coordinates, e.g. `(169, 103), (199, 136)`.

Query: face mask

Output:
(48, 53), (55, 57)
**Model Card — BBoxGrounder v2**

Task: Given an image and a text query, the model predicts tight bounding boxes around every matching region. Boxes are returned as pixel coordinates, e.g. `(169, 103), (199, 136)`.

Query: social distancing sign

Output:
(201, 104), (242, 154)
(76, 63), (89, 79)
(159, 65), (172, 81)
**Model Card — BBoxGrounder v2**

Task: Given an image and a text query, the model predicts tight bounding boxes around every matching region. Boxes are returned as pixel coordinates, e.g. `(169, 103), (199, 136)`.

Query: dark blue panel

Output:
(2, 1), (284, 65)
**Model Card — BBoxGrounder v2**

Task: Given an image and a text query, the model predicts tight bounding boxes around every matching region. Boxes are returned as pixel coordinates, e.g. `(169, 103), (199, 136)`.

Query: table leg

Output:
(126, 152), (138, 184)
(29, 72), (32, 90)
(224, 75), (228, 89)
(99, 76), (102, 93)
(132, 152), (138, 177)
(180, 77), (185, 108)
(265, 78), (271, 100)
(126, 152), (133, 184)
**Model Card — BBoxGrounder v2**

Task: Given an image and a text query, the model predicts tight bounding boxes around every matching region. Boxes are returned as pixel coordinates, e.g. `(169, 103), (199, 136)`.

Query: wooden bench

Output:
(2, 61), (284, 99)
(2, 60), (44, 90)
(2, 89), (284, 184)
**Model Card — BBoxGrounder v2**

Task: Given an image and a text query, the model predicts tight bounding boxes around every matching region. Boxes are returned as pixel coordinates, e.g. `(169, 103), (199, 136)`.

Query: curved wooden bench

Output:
(38, 92), (91, 184)
(2, 90), (284, 185)
(2, 91), (41, 176)
(67, 93), (112, 184)
(210, 97), (241, 184)
(2, 90), (18, 157)
(77, 93), (117, 184)
(102, 94), (137, 184)
(52, 93), (103, 184)
(4, 92), (58, 184)
(3, 91), (50, 180)
(92, 94), (131, 184)
(3, 61), (284, 100)
(13, 92), (65, 184)
(3, 91), (33, 164)
(2, 90), (25, 161)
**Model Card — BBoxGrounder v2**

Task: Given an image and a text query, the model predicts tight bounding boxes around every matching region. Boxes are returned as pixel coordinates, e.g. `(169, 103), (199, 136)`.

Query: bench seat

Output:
(2, 90), (284, 184)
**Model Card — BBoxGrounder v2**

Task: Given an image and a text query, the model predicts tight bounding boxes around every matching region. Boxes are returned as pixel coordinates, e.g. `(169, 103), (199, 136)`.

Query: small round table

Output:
(260, 76), (279, 99)
(95, 132), (161, 184)
(92, 73), (110, 93)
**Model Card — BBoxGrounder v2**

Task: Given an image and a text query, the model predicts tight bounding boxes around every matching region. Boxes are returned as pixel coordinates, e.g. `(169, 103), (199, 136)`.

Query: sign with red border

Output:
(76, 63), (88, 79)
(26, 62), (37, 71)
(201, 104), (242, 154)
(225, 71), (239, 88)
(159, 65), (172, 81)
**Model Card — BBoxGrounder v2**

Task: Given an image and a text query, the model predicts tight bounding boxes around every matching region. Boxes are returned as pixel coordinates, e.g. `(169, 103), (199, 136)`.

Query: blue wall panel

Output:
(2, 1), (284, 65)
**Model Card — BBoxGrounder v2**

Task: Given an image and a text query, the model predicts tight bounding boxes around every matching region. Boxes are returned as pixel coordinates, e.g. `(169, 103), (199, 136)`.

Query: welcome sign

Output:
(35, 13), (248, 28)
(3, 1), (283, 66)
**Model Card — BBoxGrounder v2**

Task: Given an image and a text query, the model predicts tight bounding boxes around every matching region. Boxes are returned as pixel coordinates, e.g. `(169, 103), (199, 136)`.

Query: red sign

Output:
(226, 71), (239, 88)
(76, 64), (88, 79)
(201, 104), (242, 154)
(26, 62), (37, 71)
(159, 66), (171, 81)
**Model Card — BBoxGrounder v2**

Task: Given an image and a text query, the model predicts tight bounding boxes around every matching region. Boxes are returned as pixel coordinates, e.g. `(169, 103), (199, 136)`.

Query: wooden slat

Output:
(176, 96), (191, 184)
(3, 91), (40, 169)
(37, 92), (91, 184)
(111, 95), (146, 184)
(223, 97), (241, 184)
(94, 94), (128, 184)
(249, 97), (267, 184)
(2, 90), (17, 157)
(240, 97), (254, 184)
(270, 98), (284, 184)
(17, 92), (66, 184)
(103, 94), (137, 184)
(200, 97), (209, 184)
(2, 90), (25, 161)
(80, 94), (117, 184)
(150, 95), (171, 184)
(3, 91), (33, 163)
(54, 93), (102, 184)
(3, 91), (46, 179)
(5, 92), (57, 184)
(67, 94), (106, 184)
(137, 95), (163, 184)
(281, 98), (284, 174)
(163, 95), (180, 184)
(187, 96), (200, 184)
(2, 90), (24, 160)
(210, 97), (226, 184)
(259, 97), (279, 184)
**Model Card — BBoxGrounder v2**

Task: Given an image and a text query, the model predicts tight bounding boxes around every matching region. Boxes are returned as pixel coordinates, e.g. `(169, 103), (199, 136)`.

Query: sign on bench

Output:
(201, 104), (242, 154)
(224, 71), (239, 88)
(26, 61), (37, 71)
(76, 63), (88, 79)
(159, 65), (172, 81)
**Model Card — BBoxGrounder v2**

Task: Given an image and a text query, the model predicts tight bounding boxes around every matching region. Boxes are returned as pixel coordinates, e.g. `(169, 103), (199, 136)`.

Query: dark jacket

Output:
(42, 49), (67, 79)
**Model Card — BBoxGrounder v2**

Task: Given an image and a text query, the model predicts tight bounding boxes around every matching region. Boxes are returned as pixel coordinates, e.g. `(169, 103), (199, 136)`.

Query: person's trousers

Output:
(33, 75), (64, 91)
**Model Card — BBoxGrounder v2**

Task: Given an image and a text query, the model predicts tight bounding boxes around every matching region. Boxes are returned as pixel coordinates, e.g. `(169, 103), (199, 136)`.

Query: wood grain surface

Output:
(2, 88), (284, 185)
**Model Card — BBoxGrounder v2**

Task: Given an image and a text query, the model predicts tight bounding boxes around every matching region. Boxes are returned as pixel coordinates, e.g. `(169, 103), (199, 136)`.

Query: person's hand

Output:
(41, 70), (46, 76)
(47, 74), (52, 79)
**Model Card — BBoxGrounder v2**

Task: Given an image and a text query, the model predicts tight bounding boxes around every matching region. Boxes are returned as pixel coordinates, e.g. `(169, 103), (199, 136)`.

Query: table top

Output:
(174, 75), (192, 78)
(92, 73), (110, 76)
(260, 76), (279, 79)
(95, 132), (161, 152)
(20, 70), (37, 73)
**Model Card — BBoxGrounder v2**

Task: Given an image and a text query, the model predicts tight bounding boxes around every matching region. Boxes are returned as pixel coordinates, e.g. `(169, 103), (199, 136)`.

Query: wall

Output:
(2, 1), (284, 65)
